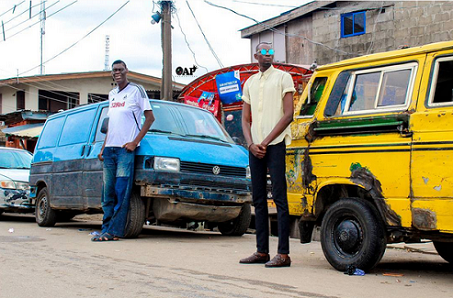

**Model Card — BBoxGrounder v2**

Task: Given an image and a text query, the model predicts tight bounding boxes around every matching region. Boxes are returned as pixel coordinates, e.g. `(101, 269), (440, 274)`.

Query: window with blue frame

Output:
(341, 11), (366, 38)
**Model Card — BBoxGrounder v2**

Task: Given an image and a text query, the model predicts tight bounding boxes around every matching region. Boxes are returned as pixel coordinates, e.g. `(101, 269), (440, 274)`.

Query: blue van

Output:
(29, 100), (252, 237)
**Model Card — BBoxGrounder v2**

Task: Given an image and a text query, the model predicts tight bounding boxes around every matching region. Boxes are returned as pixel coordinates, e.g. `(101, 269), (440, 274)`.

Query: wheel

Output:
(123, 190), (145, 238)
(433, 241), (453, 264)
(218, 203), (251, 236)
(35, 187), (57, 227)
(320, 198), (386, 272)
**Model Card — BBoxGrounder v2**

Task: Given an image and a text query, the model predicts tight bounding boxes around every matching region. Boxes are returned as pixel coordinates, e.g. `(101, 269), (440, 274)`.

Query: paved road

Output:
(0, 214), (452, 298)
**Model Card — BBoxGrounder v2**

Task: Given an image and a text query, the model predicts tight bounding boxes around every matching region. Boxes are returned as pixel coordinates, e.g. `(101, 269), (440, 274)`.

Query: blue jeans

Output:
(249, 141), (290, 254)
(101, 147), (135, 237)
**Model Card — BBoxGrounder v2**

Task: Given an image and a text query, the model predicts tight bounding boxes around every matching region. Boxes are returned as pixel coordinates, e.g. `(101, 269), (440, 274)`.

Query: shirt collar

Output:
(258, 65), (274, 79)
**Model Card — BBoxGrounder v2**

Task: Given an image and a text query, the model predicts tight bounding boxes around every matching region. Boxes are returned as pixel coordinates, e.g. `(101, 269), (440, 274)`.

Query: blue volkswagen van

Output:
(29, 100), (252, 237)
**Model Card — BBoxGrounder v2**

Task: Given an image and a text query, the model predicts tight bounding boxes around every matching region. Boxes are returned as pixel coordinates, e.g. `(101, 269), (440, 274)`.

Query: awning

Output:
(2, 123), (44, 138)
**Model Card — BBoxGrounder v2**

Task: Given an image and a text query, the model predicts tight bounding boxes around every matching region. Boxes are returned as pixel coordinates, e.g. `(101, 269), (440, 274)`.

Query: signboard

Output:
(215, 70), (242, 105)
(184, 95), (220, 118)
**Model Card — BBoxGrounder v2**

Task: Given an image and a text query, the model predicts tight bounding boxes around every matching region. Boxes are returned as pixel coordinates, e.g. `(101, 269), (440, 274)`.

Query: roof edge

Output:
(240, 0), (336, 38)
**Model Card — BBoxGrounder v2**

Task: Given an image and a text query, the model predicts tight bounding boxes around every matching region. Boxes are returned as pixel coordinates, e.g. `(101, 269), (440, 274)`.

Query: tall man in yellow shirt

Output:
(240, 42), (296, 267)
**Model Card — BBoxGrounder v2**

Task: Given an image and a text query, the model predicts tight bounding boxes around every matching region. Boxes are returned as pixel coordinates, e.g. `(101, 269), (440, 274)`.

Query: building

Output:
(240, 1), (453, 66)
(0, 71), (184, 151)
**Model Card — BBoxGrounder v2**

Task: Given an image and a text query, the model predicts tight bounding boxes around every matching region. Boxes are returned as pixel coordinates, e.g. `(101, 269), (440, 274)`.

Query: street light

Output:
(151, 12), (161, 24)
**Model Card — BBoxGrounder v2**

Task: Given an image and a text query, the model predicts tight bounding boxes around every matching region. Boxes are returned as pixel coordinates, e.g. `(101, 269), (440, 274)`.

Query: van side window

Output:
(428, 57), (453, 106)
(59, 108), (96, 146)
(299, 77), (327, 116)
(333, 63), (417, 116)
(37, 117), (65, 149)
(95, 107), (109, 142)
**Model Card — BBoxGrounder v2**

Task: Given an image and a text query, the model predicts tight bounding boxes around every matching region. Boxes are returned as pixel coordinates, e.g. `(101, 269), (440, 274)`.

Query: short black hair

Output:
(112, 59), (127, 69)
(255, 42), (273, 52)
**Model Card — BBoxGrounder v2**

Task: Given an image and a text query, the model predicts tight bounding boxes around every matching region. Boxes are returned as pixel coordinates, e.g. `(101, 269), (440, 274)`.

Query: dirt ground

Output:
(1, 213), (452, 298)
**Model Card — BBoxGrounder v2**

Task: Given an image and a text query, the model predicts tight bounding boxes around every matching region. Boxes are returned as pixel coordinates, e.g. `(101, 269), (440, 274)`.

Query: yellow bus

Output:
(286, 40), (453, 271)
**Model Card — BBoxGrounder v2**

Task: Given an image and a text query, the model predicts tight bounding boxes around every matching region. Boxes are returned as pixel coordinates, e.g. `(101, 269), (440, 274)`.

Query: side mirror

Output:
(100, 117), (109, 134)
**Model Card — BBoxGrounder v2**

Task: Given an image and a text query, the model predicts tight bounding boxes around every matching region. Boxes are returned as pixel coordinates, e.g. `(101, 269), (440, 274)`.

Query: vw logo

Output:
(212, 166), (221, 175)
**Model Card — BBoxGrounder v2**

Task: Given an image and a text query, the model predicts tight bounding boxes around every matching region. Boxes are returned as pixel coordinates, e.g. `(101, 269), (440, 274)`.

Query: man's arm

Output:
(124, 109), (155, 152)
(98, 130), (108, 161)
(261, 92), (294, 147)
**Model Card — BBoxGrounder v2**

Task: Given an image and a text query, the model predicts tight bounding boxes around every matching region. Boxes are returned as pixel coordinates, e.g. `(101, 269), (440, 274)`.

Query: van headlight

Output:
(246, 166), (251, 179)
(0, 180), (30, 190)
(154, 157), (180, 172)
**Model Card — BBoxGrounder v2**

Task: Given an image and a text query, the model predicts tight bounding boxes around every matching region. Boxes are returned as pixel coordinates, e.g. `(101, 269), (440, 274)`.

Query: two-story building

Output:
(241, 1), (453, 66)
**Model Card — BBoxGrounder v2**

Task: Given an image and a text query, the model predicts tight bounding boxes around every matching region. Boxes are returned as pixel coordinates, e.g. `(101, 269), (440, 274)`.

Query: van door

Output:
(83, 105), (108, 209)
(287, 76), (328, 217)
(410, 52), (453, 232)
(52, 107), (97, 209)
(312, 60), (422, 228)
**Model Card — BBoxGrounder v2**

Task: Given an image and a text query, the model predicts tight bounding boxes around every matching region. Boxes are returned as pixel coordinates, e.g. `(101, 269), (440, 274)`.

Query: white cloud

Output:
(0, 0), (306, 84)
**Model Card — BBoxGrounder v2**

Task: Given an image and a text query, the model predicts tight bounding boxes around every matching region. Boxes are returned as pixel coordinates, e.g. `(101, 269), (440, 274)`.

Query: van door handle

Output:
(86, 145), (92, 156)
(81, 145), (91, 156)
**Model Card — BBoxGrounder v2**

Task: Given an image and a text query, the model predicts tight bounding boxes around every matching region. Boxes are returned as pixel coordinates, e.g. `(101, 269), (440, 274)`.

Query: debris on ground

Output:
(344, 265), (365, 276)
(383, 273), (404, 277)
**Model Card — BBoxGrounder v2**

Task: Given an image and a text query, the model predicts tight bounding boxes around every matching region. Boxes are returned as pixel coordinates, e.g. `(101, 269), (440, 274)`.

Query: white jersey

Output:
(105, 82), (152, 147)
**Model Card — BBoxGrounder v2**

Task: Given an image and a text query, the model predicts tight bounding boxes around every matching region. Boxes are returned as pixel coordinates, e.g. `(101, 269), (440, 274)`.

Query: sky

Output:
(0, 0), (311, 85)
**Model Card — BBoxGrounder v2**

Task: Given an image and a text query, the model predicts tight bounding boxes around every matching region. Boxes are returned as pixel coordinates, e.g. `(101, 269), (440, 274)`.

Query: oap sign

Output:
(175, 65), (198, 76)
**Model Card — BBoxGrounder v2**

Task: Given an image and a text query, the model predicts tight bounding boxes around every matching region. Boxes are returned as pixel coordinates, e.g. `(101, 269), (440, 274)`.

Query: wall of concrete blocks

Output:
(285, 1), (453, 66)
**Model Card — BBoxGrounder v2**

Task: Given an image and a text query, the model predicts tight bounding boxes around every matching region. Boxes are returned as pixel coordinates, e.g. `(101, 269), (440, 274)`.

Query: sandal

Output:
(91, 233), (119, 242)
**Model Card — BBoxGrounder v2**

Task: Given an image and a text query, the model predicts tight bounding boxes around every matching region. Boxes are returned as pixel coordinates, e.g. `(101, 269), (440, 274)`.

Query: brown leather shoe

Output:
(265, 254), (291, 268)
(239, 252), (270, 264)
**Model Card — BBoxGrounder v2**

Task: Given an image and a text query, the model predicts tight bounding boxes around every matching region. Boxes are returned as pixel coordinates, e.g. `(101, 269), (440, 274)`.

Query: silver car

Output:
(0, 147), (33, 215)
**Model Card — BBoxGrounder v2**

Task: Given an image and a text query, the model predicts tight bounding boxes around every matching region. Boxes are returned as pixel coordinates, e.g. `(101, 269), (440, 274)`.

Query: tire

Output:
(123, 190), (145, 238)
(218, 203), (251, 236)
(320, 198), (386, 272)
(433, 241), (453, 264)
(35, 187), (57, 227)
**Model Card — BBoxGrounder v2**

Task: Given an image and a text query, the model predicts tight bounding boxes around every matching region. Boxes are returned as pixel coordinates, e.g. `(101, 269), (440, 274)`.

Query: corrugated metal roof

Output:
(2, 123), (44, 138)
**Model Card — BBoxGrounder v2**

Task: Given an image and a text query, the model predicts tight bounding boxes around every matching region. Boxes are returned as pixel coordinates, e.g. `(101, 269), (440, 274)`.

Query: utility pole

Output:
(40, 0), (45, 75)
(104, 35), (110, 71)
(160, 1), (173, 101)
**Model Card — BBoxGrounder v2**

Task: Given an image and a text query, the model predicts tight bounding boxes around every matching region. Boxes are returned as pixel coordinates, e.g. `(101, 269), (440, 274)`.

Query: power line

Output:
(186, 0), (224, 68)
(174, 7), (209, 73)
(0, 1), (25, 18)
(2, 1), (44, 26)
(232, 0), (297, 8)
(3, 1), (60, 35)
(204, 0), (351, 56)
(18, 1), (130, 76)
(1, 0), (76, 42)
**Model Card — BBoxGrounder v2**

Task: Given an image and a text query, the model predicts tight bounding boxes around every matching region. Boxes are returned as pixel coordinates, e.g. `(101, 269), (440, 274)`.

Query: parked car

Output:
(286, 40), (453, 271)
(0, 147), (33, 215)
(29, 99), (252, 237)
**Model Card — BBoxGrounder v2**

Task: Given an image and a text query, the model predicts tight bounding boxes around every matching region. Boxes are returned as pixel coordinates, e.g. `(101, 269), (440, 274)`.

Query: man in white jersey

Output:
(92, 60), (155, 241)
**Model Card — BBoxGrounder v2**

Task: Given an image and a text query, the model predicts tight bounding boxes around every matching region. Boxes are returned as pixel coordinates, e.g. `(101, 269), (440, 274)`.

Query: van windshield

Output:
(148, 102), (234, 144)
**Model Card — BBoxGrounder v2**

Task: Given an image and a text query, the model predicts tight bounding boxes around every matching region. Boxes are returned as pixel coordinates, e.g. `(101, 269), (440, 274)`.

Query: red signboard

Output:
(183, 96), (220, 118)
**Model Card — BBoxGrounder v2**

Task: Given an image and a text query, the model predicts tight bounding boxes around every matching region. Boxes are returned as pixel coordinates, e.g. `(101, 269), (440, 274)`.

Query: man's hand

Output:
(250, 143), (267, 159)
(123, 141), (138, 152)
(97, 152), (104, 162)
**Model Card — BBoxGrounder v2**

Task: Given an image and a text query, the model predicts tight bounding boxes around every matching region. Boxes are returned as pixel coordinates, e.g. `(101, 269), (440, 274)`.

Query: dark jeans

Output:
(249, 141), (290, 254)
(101, 147), (135, 238)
